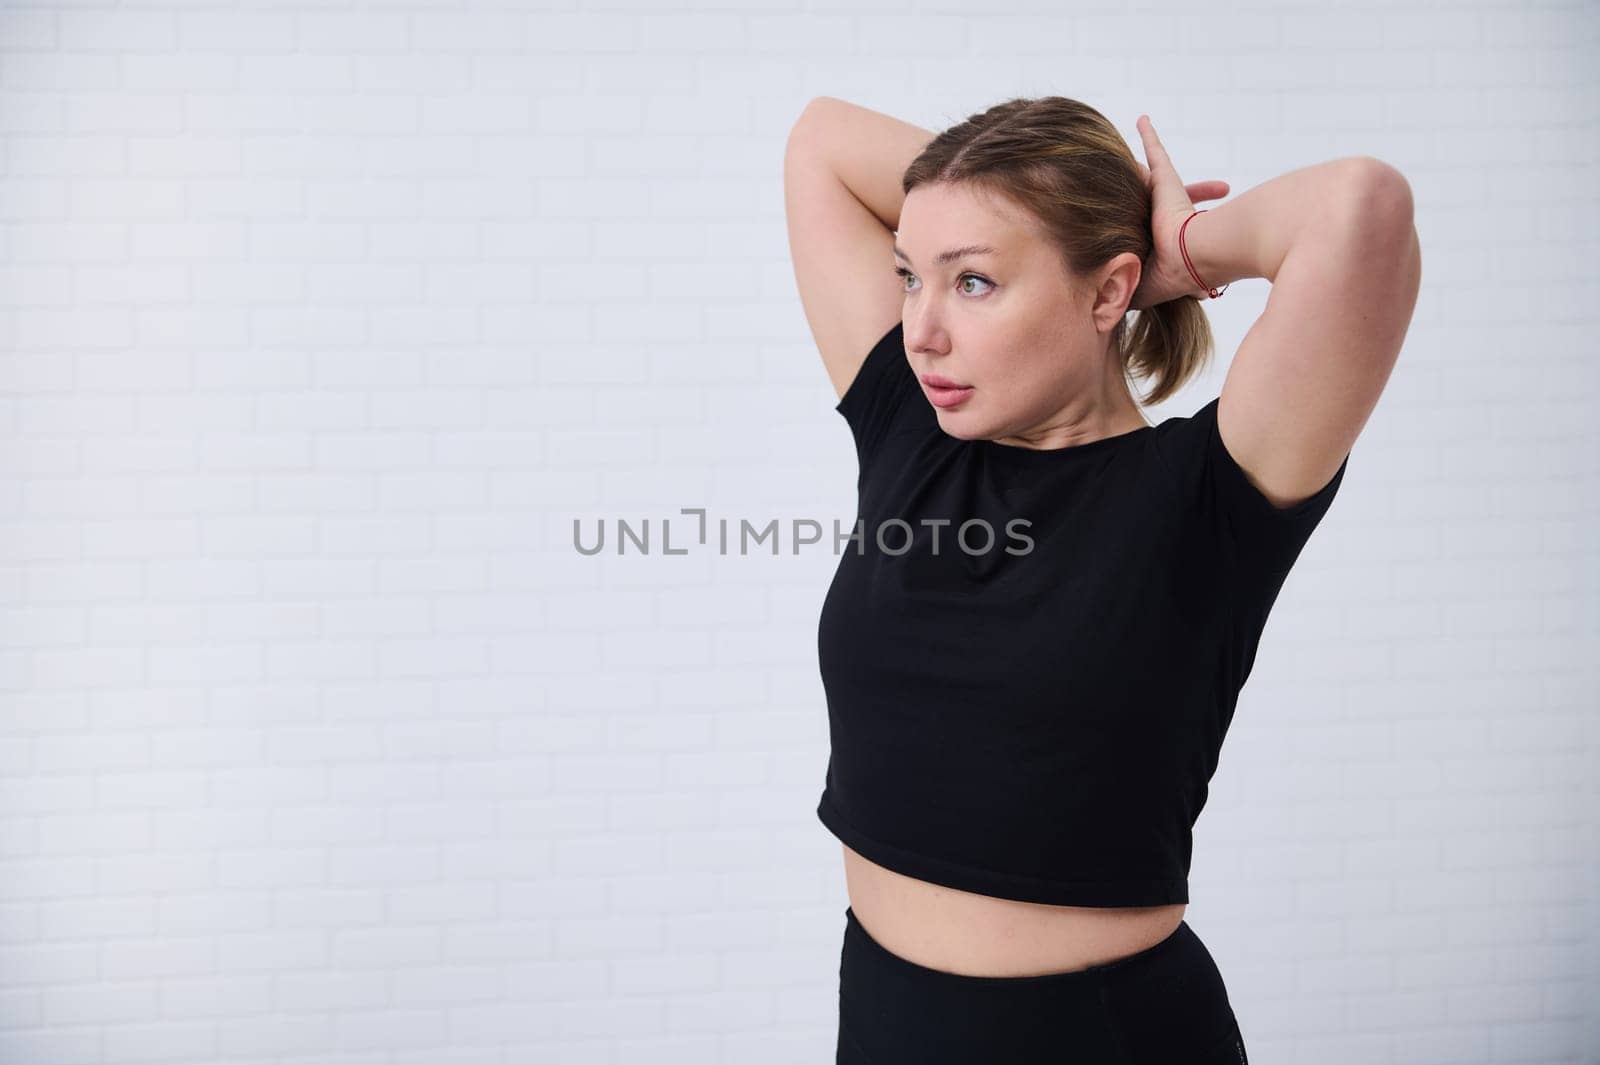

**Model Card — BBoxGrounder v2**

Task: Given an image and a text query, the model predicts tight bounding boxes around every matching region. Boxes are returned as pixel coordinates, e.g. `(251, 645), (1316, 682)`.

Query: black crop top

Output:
(816, 321), (1348, 907)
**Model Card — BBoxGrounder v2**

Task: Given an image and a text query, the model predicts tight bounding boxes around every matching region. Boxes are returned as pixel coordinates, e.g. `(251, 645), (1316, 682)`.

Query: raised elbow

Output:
(1349, 156), (1414, 219)
(1334, 157), (1415, 248)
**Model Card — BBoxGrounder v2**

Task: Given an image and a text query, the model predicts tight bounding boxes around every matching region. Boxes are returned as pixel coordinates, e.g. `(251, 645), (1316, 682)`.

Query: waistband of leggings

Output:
(843, 904), (1197, 991)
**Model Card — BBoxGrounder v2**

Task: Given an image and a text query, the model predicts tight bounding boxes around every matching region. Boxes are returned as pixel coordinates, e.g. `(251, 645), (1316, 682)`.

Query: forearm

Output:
(1180, 158), (1403, 288)
(785, 96), (935, 231)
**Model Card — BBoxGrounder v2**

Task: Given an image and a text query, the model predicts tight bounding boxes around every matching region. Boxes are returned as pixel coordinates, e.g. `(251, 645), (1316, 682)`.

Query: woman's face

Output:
(895, 183), (1143, 448)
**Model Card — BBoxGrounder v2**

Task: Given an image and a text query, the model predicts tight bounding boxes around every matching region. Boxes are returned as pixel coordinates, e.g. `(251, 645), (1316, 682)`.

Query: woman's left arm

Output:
(1183, 158), (1421, 509)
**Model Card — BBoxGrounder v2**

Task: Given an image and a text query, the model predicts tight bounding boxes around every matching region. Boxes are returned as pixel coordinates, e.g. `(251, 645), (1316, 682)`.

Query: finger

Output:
(1136, 115), (1178, 175)
(1185, 180), (1230, 202)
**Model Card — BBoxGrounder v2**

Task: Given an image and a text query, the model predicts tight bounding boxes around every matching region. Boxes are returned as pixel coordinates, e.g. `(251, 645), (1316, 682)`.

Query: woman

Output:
(784, 95), (1420, 1063)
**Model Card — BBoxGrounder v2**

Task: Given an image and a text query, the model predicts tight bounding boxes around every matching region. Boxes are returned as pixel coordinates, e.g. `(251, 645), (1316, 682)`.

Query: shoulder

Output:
(1146, 396), (1219, 489)
(1147, 395), (1349, 579)
(835, 320), (921, 458)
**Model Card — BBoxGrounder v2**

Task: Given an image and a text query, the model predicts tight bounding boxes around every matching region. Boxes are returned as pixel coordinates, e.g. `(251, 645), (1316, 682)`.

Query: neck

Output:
(1094, 348), (1150, 431)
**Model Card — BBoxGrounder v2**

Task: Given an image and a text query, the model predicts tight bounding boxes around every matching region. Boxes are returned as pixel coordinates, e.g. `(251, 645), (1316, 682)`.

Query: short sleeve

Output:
(834, 320), (914, 462)
(1154, 395), (1349, 580)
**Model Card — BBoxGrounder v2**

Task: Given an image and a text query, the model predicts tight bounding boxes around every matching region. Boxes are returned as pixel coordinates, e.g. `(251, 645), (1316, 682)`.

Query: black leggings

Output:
(836, 905), (1248, 1065)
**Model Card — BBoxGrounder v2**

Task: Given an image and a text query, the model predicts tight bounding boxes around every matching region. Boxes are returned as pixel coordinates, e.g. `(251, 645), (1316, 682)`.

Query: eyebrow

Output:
(892, 243), (999, 268)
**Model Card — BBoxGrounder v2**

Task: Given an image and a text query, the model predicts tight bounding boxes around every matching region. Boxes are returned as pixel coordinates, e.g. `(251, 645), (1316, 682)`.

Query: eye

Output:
(894, 267), (995, 297)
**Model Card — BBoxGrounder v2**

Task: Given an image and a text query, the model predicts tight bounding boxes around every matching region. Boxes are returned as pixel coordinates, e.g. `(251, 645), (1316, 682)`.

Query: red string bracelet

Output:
(1178, 209), (1229, 300)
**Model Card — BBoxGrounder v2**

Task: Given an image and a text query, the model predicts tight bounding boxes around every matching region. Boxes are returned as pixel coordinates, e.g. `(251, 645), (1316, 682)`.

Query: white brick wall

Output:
(1, 2), (1596, 1063)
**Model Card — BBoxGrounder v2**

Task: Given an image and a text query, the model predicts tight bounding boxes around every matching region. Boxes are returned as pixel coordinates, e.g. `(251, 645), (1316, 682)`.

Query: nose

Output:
(900, 309), (942, 357)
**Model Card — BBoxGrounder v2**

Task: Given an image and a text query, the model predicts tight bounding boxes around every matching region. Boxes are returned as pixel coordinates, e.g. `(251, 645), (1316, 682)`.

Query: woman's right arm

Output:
(783, 98), (935, 401)
(789, 96), (936, 231)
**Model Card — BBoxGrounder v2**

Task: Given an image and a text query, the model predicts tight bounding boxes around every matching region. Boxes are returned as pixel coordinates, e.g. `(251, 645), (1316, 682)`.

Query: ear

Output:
(1091, 252), (1143, 332)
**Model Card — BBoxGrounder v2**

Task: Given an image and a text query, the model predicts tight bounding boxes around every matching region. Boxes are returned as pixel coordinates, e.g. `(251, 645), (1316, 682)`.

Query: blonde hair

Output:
(900, 95), (1213, 407)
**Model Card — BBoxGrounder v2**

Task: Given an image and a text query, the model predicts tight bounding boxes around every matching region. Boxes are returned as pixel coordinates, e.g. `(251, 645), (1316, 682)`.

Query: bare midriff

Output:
(842, 842), (1188, 978)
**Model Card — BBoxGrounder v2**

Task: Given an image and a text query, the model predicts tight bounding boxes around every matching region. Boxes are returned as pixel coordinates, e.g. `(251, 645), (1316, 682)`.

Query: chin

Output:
(929, 409), (989, 441)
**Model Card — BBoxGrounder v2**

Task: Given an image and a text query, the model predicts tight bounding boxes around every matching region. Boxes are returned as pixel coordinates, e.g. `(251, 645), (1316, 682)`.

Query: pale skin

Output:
(786, 100), (1422, 978)
(894, 122), (1237, 454)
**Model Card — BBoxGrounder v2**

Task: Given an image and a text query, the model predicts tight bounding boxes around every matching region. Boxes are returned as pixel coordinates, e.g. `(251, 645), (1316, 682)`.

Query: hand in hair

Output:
(1128, 115), (1231, 311)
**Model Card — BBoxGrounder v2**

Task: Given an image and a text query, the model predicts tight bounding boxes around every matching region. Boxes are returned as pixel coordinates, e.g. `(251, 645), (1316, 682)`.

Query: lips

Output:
(920, 373), (970, 389)
(921, 376), (975, 409)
